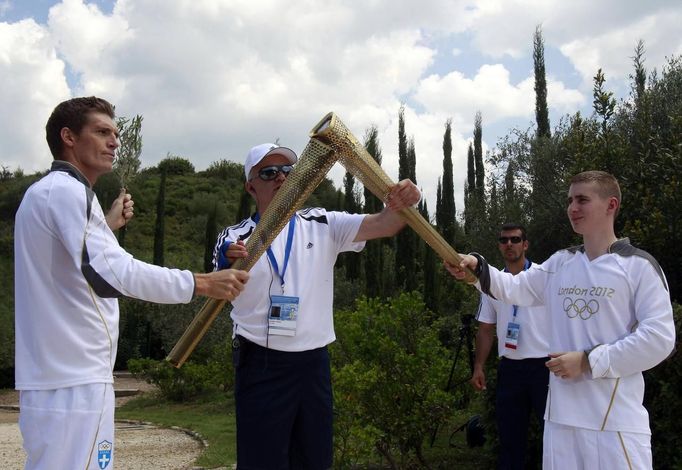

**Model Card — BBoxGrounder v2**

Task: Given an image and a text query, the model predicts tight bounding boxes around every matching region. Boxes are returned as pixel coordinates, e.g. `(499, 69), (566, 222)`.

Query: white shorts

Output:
(19, 383), (115, 470)
(543, 421), (652, 470)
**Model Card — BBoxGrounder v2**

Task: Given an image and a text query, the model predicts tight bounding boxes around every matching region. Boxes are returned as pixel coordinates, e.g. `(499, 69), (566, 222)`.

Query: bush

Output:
(127, 339), (234, 401)
(331, 292), (457, 468)
(157, 155), (195, 176)
(645, 302), (682, 470)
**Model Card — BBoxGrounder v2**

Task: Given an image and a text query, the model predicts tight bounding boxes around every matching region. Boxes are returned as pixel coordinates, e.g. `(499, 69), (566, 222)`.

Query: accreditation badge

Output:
(268, 295), (299, 336)
(505, 322), (520, 350)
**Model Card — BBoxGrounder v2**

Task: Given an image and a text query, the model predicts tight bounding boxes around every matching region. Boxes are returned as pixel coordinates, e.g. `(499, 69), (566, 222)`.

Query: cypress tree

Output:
(398, 105), (408, 180)
(441, 119), (456, 244)
(153, 168), (166, 266)
(533, 25), (551, 138)
(464, 144), (475, 235)
(422, 200), (439, 312)
(473, 111), (484, 202)
(401, 138), (418, 290)
(204, 202), (217, 273)
(395, 106), (417, 291)
(436, 178), (443, 229)
(363, 125), (384, 298)
(408, 136), (417, 181)
(466, 143), (475, 196)
(236, 190), (252, 223)
(343, 171), (361, 280)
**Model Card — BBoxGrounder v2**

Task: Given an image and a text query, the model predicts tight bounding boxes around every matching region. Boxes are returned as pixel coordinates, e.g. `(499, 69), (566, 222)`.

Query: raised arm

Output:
(354, 179), (421, 242)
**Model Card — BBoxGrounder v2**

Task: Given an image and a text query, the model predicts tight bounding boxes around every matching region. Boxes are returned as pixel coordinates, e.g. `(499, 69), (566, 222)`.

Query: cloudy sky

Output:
(2, 0), (681, 211)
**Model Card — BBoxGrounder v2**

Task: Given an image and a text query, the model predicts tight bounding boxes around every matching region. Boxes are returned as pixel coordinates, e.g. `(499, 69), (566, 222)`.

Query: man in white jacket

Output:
(14, 96), (249, 470)
(446, 170), (675, 470)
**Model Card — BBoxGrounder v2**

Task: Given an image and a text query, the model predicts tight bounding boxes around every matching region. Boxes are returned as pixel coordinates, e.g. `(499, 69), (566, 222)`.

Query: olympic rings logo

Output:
(562, 297), (599, 320)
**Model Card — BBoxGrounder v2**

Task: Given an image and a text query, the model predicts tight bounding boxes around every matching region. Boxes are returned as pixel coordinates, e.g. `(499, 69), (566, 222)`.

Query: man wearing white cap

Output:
(213, 142), (421, 469)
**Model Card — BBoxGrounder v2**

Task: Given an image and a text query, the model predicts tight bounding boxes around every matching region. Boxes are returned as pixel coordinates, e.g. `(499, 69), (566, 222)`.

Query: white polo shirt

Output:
(477, 264), (550, 359)
(214, 208), (366, 352)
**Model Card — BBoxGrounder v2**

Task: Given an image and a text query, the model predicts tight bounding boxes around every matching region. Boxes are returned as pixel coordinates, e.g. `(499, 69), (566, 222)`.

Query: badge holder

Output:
(268, 295), (299, 336)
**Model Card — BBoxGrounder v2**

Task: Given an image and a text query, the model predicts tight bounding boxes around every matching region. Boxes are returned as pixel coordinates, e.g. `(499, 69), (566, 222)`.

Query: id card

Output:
(268, 295), (299, 336)
(505, 322), (520, 350)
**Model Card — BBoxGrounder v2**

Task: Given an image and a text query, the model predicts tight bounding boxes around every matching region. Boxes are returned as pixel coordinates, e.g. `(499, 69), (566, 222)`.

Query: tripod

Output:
(444, 313), (475, 392)
(429, 313), (475, 447)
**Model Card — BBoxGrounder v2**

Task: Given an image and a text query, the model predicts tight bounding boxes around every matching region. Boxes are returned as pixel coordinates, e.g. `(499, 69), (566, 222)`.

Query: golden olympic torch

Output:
(166, 139), (339, 367)
(167, 113), (475, 368)
(310, 113), (476, 283)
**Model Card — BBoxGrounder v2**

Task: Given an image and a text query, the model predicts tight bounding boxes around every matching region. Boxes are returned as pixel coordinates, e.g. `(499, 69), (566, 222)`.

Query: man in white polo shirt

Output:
(14, 96), (249, 470)
(213, 142), (421, 469)
(470, 223), (549, 469)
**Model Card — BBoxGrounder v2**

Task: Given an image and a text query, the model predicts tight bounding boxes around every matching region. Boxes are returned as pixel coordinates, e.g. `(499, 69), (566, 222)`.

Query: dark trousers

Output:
(233, 337), (333, 470)
(495, 356), (549, 470)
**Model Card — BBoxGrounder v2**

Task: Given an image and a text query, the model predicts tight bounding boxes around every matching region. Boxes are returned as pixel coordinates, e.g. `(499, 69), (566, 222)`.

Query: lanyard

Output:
(506, 259), (530, 321)
(255, 213), (296, 291)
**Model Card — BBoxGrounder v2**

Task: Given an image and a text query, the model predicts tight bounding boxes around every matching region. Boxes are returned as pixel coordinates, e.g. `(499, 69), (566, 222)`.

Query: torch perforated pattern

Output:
(167, 139), (337, 367)
(310, 113), (475, 283)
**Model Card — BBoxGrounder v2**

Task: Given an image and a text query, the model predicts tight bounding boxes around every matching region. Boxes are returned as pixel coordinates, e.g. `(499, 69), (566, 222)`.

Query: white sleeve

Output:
(51, 186), (195, 304)
(485, 261), (553, 308)
(476, 294), (497, 325)
(589, 260), (676, 378)
(327, 210), (366, 253)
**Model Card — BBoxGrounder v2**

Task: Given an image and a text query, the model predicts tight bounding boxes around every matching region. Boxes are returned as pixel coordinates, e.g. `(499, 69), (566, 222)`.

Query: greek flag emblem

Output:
(97, 440), (112, 469)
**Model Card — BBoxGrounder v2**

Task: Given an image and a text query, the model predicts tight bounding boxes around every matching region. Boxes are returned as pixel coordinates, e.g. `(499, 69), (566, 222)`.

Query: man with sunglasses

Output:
(213, 142), (421, 470)
(470, 223), (549, 470)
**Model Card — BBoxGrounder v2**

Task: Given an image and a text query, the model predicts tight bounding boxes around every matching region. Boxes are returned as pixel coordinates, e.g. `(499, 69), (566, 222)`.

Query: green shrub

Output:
(331, 292), (457, 468)
(645, 302), (682, 470)
(128, 341), (234, 402)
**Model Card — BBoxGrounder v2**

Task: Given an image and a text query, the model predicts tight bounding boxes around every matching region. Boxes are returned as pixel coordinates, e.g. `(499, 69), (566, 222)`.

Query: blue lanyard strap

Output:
(255, 214), (296, 289)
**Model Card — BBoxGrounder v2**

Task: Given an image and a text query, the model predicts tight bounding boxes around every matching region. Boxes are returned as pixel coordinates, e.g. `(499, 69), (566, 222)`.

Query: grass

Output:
(116, 390), (237, 468)
(116, 390), (496, 469)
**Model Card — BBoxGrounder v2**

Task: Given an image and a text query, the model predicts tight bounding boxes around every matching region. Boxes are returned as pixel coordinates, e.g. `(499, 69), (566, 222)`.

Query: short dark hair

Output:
(570, 170), (621, 217)
(500, 222), (527, 240)
(45, 96), (115, 159)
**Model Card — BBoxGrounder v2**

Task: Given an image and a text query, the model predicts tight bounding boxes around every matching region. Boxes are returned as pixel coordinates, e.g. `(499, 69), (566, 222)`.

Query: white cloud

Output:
(463, 0), (682, 86)
(0, 18), (69, 171)
(413, 64), (583, 126)
(560, 10), (682, 87)
(0, 0), (680, 214)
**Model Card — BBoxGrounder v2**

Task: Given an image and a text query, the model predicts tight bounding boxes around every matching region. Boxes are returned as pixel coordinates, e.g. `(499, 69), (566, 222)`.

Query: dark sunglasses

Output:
(255, 164), (293, 181)
(498, 236), (524, 244)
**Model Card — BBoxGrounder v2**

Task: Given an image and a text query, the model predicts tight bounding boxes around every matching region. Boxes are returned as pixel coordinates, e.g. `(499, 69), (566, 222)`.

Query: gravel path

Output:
(0, 373), (216, 470)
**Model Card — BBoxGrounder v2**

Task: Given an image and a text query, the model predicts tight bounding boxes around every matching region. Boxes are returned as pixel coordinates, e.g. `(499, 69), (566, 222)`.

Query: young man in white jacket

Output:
(446, 171), (675, 470)
(14, 96), (249, 470)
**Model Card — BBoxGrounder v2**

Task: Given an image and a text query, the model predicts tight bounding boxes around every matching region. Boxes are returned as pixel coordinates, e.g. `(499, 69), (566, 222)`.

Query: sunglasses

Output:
(498, 236), (524, 244)
(254, 164), (293, 181)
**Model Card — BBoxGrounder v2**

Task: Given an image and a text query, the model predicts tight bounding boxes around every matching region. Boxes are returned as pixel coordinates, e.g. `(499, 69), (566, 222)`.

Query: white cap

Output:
(244, 143), (298, 180)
